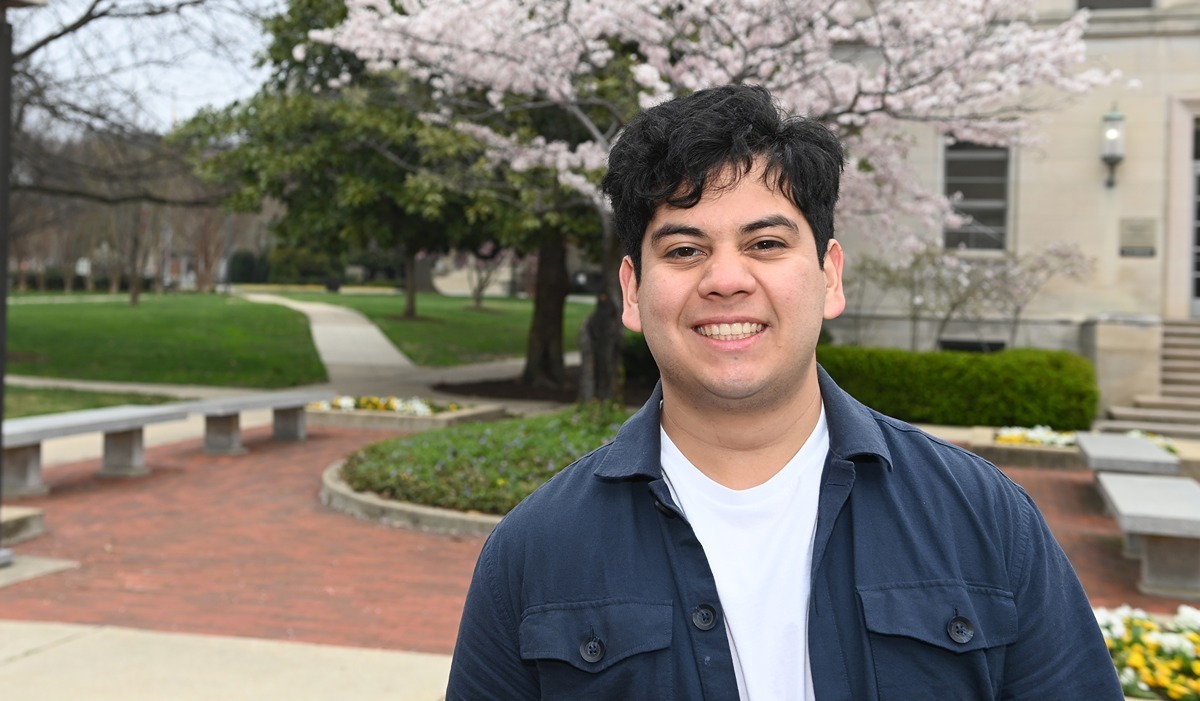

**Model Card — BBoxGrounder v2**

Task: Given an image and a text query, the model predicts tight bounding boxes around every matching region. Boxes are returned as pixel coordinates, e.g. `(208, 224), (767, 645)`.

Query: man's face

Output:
(619, 164), (845, 412)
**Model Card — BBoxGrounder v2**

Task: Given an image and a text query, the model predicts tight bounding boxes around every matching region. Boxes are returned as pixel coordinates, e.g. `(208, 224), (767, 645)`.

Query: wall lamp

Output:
(1101, 105), (1126, 188)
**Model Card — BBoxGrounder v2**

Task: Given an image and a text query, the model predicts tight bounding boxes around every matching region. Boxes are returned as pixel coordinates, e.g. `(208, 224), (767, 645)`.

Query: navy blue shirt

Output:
(446, 368), (1123, 700)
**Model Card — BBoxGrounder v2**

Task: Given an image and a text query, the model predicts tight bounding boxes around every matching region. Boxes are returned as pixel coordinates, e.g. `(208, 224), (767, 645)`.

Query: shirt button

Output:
(947, 615), (975, 645)
(692, 605), (718, 631)
(580, 637), (605, 663)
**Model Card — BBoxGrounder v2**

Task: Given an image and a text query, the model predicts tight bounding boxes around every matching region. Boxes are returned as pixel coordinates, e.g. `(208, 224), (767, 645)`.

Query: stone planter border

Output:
(969, 443), (1087, 470)
(306, 403), (507, 433)
(320, 462), (501, 537)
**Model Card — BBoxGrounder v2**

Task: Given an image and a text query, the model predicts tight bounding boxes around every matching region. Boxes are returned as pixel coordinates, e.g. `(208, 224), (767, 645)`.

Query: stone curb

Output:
(306, 404), (508, 432)
(320, 462), (501, 537)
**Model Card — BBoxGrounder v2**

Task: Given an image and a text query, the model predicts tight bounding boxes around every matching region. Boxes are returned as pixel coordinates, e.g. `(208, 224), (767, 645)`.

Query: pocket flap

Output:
(519, 599), (673, 672)
(858, 581), (1016, 654)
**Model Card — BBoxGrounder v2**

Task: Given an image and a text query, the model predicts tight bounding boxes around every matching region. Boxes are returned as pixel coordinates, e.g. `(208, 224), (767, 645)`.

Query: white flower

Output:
(336, 396), (356, 410)
(1145, 631), (1195, 658)
(1175, 604), (1200, 632)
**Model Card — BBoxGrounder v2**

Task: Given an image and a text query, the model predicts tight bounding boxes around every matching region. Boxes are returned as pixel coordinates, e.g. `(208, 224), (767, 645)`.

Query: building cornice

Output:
(1036, 8), (1200, 38)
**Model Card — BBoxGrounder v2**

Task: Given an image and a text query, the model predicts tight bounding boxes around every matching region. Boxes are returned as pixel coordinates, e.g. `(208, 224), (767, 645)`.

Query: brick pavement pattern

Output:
(2, 431), (1193, 658)
(0, 427), (486, 655)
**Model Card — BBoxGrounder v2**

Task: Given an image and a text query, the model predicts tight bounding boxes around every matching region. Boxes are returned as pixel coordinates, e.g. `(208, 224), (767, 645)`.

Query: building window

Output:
(1077, 0), (1153, 8)
(944, 142), (1009, 250)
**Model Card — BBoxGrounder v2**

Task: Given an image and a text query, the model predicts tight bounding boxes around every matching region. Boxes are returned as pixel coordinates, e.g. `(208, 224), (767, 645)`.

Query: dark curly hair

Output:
(602, 84), (845, 277)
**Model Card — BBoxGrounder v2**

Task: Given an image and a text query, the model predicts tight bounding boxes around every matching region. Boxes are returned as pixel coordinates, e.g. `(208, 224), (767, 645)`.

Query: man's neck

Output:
(659, 378), (824, 490)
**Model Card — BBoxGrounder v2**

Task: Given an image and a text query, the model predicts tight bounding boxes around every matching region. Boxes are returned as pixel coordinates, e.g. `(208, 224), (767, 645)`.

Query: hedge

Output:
(621, 334), (1098, 430)
(816, 345), (1097, 430)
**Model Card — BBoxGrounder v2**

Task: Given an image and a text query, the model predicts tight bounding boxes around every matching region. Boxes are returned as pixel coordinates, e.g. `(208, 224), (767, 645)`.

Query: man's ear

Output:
(619, 256), (643, 332)
(823, 240), (846, 320)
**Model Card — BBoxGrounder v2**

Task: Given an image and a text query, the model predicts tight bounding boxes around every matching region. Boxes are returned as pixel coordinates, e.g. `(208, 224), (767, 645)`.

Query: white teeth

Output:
(696, 322), (764, 340)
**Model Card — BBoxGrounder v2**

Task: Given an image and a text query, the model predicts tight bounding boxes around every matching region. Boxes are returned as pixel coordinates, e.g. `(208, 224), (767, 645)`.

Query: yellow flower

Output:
(1129, 650), (1146, 669)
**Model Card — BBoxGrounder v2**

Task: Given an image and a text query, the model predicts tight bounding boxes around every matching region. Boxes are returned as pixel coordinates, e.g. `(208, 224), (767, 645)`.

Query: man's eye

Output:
(751, 239), (785, 251)
(666, 246), (701, 258)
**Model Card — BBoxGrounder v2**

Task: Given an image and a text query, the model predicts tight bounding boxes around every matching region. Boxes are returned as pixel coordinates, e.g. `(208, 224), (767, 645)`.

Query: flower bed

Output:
(1097, 605), (1200, 700)
(306, 395), (507, 432)
(996, 426), (1177, 454)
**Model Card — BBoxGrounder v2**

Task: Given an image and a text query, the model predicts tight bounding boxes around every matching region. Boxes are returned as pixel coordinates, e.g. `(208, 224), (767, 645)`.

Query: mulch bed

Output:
(434, 367), (656, 407)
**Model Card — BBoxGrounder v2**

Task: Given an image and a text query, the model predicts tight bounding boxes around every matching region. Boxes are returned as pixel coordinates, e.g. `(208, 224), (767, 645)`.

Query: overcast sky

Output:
(12, 0), (287, 133)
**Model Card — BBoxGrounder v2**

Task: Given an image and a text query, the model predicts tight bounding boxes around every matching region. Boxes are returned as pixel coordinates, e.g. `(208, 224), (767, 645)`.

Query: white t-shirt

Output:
(660, 407), (828, 701)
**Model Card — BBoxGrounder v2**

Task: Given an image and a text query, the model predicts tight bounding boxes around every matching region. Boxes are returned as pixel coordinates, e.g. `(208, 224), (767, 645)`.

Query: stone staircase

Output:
(1095, 320), (1200, 439)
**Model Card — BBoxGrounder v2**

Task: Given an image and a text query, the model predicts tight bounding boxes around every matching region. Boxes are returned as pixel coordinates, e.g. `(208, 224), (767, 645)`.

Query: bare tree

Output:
(6, 0), (280, 273)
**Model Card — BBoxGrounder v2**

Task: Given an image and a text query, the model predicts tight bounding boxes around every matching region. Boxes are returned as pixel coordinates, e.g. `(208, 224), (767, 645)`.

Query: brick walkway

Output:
(1, 432), (1193, 657)
(0, 427), (487, 655)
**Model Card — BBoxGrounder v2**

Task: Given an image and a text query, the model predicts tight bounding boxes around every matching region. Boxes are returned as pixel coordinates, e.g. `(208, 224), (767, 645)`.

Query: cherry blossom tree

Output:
(314, 0), (1112, 400)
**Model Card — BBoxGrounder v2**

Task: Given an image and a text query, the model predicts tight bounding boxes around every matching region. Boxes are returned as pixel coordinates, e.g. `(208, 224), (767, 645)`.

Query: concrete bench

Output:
(174, 389), (329, 455)
(1095, 472), (1200, 599)
(2, 405), (188, 498)
(1073, 432), (1180, 475)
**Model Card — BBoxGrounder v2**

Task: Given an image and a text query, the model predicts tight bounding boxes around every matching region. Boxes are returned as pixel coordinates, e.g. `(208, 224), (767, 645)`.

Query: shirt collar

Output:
(592, 365), (893, 481)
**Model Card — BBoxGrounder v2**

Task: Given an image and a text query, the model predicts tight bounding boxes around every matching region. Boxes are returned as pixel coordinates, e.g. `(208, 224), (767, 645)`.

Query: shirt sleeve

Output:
(445, 535), (539, 700)
(1000, 493), (1124, 700)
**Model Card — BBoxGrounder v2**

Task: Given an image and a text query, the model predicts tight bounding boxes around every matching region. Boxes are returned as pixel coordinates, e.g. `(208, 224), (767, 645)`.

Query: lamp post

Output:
(1101, 105), (1126, 188)
(0, 0), (47, 570)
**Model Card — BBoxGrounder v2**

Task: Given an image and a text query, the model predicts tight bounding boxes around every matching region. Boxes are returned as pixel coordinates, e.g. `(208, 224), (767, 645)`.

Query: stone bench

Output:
(1073, 432), (1180, 475)
(173, 389), (330, 455)
(2, 405), (189, 498)
(1095, 472), (1200, 599)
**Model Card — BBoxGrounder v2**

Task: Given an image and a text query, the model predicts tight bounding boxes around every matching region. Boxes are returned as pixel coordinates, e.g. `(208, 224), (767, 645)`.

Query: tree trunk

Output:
(577, 211), (625, 402)
(128, 205), (143, 307)
(403, 248), (418, 318)
(521, 237), (569, 389)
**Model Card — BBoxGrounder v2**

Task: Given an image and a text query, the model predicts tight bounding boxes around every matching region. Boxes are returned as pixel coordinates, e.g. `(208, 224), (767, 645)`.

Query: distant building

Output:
(826, 0), (1200, 415)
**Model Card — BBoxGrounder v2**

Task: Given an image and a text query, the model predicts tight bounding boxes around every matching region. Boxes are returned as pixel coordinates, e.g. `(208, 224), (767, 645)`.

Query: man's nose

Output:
(698, 249), (756, 298)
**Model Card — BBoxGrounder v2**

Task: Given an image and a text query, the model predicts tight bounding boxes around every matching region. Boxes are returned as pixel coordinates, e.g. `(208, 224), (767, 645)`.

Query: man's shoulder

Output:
(489, 439), (633, 543)
(866, 409), (1032, 504)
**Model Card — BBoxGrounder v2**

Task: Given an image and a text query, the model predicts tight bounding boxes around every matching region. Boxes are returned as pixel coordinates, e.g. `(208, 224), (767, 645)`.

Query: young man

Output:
(446, 84), (1122, 700)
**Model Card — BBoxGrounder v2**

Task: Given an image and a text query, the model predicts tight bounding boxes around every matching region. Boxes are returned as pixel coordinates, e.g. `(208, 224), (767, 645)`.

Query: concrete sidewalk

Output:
(0, 620), (450, 701)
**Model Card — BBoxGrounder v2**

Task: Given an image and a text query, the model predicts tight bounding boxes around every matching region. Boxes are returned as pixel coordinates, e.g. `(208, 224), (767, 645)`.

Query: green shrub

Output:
(816, 346), (1097, 430)
(268, 245), (341, 284)
(341, 402), (632, 515)
(229, 249), (269, 283)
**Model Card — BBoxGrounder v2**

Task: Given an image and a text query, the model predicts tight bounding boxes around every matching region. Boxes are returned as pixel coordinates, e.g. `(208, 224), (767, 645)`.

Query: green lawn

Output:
(280, 292), (596, 367)
(7, 295), (327, 388)
(5, 386), (177, 418)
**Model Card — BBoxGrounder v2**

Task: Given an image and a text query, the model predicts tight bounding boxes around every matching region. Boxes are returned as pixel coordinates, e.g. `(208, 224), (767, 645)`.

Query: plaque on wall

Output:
(1119, 218), (1156, 257)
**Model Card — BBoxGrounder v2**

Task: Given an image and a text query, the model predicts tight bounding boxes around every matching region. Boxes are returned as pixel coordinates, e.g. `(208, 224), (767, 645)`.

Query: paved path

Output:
(242, 293), (416, 388)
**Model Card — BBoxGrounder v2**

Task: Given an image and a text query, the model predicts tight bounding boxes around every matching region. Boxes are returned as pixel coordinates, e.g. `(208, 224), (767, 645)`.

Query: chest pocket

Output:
(858, 581), (1017, 701)
(519, 598), (673, 701)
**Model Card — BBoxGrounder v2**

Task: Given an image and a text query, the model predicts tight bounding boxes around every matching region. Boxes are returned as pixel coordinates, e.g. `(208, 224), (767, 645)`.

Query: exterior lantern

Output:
(1101, 105), (1126, 188)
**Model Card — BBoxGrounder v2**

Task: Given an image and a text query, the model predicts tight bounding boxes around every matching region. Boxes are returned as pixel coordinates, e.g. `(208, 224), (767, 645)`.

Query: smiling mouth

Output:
(695, 322), (765, 341)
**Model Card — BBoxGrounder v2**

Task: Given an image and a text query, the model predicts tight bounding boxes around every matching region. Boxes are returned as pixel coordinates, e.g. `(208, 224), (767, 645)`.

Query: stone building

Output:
(824, 0), (1200, 428)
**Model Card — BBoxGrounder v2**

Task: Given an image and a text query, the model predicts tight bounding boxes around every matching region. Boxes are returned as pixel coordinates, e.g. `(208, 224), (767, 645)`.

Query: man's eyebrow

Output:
(648, 223), (705, 245)
(741, 214), (800, 235)
(647, 214), (801, 246)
